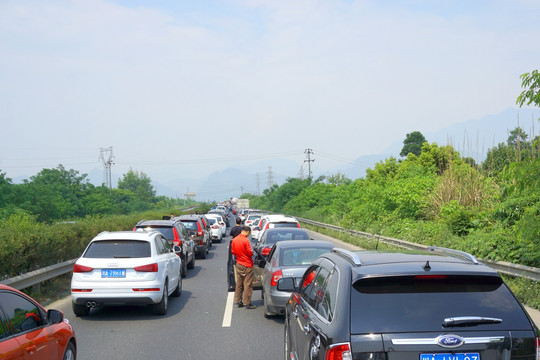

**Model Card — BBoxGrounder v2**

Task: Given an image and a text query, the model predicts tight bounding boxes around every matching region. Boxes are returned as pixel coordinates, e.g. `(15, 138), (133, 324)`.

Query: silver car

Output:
(261, 240), (333, 318)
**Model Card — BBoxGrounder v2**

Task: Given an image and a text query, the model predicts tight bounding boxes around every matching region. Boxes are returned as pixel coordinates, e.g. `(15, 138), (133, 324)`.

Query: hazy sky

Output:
(1, 0), (539, 185)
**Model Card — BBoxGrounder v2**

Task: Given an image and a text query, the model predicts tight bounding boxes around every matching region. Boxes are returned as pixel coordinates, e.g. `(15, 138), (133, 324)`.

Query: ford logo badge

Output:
(437, 335), (464, 348)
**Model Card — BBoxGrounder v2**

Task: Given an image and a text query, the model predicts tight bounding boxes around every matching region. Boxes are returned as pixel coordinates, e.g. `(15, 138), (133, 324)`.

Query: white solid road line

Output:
(222, 292), (235, 327)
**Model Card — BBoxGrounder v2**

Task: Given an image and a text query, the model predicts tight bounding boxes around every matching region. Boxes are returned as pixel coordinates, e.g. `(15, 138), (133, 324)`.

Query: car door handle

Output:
(25, 345), (37, 353)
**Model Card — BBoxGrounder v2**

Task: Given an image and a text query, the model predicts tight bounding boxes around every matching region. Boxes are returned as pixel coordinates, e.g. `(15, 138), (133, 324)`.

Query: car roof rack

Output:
(331, 248), (362, 266)
(426, 246), (478, 264)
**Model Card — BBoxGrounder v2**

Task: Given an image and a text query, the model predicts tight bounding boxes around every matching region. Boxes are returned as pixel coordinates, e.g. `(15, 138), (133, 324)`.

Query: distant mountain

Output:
(339, 107), (539, 181)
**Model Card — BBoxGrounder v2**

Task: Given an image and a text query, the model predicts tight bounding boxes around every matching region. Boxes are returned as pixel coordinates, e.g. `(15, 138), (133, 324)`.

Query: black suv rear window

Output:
(84, 240), (151, 258)
(351, 275), (532, 333)
(180, 221), (197, 231)
(137, 226), (174, 240)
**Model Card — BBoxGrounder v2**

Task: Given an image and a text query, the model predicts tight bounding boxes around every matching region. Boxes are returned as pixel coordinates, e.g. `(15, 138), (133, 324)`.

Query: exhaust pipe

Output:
(86, 301), (97, 308)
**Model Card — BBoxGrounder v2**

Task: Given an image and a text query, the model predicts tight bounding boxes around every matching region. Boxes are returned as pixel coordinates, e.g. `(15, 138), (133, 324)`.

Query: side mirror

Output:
(277, 277), (297, 292)
(48, 309), (64, 325)
(173, 245), (181, 254)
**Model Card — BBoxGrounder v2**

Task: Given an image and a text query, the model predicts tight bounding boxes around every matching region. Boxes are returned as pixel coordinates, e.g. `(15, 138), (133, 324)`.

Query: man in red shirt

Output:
(231, 226), (256, 309)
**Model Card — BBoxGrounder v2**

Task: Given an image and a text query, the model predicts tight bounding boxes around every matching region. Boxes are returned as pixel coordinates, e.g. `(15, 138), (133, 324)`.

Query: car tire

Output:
(188, 255), (195, 269)
(72, 302), (90, 317)
(200, 249), (207, 259)
(172, 276), (182, 297)
(181, 257), (188, 278)
(63, 341), (76, 360)
(153, 282), (168, 315)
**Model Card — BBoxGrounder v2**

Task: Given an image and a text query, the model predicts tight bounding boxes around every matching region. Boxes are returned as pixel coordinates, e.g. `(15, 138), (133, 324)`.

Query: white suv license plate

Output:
(420, 354), (480, 360)
(101, 269), (126, 278)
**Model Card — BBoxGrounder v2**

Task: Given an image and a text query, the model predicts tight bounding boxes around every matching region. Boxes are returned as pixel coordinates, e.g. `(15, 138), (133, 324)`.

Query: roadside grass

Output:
(24, 273), (72, 307)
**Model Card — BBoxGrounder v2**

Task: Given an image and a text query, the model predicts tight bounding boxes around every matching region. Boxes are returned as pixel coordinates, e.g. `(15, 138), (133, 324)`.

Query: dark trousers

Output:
(234, 264), (253, 305)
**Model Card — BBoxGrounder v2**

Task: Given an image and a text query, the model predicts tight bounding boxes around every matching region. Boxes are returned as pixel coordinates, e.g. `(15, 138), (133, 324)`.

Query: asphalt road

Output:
(53, 228), (284, 360)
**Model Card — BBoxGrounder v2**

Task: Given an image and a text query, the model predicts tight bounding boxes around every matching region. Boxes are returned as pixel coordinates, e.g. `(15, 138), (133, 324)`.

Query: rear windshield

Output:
(208, 218), (217, 225)
(270, 222), (298, 228)
(265, 231), (309, 245)
(137, 226), (173, 240)
(351, 275), (532, 333)
(280, 247), (332, 266)
(84, 240), (151, 258)
(180, 220), (197, 231)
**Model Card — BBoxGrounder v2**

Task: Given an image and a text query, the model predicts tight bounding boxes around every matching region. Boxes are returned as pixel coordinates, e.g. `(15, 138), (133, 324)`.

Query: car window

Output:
(280, 247), (331, 266)
(270, 222), (299, 228)
(351, 275), (533, 333)
(299, 266), (318, 305)
(181, 221), (197, 231)
(310, 267), (330, 310)
(160, 236), (172, 253)
(208, 218), (217, 225)
(316, 267), (337, 322)
(138, 226), (174, 240)
(0, 310), (9, 339)
(84, 240), (151, 258)
(0, 292), (43, 334)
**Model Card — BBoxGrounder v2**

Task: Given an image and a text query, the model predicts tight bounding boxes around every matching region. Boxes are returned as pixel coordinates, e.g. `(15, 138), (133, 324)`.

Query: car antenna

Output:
(423, 261), (431, 271)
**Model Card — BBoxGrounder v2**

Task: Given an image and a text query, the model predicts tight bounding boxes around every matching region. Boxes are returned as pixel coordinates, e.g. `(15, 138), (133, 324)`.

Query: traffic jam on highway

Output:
(1, 201), (539, 360)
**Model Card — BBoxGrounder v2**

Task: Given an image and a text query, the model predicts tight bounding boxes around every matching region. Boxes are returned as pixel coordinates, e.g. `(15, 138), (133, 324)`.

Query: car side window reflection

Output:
(316, 268), (336, 322)
(0, 292), (43, 334)
(308, 267), (329, 309)
(300, 266), (318, 304)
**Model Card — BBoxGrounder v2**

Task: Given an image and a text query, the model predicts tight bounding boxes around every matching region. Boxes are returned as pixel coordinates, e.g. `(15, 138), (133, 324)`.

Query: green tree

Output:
(516, 70), (540, 108)
(117, 169), (156, 203)
(400, 131), (427, 157)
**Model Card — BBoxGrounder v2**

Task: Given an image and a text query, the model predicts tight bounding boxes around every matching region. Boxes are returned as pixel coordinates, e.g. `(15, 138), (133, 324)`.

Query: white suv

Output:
(71, 230), (182, 316)
(253, 214), (300, 241)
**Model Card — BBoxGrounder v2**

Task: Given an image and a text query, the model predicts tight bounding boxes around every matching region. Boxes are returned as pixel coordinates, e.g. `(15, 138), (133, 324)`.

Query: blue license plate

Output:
(101, 269), (126, 278)
(420, 354), (480, 360)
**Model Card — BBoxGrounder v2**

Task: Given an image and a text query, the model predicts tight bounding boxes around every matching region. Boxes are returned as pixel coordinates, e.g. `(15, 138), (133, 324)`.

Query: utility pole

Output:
(99, 147), (114, 189)
(256, 173), (261, 196)
(267, 166), (274, 189)
(304, 148), (315, 180)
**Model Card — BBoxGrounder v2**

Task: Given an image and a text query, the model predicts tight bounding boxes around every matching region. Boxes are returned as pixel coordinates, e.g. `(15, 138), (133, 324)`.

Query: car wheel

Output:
(200, 249), (207, 259)
(172, 276), (182, 297)
(153, 282), (168, 315)
(72, 302), (90, 317)
(63, 341), (76, 360)
(181, 257), (188, 278)
(188, 254), (195, 269)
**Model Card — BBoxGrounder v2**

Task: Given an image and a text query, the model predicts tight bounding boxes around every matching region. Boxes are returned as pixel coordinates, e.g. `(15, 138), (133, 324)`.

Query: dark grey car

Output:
(178, 215), (211, 259)
(279, 247), (540, 360)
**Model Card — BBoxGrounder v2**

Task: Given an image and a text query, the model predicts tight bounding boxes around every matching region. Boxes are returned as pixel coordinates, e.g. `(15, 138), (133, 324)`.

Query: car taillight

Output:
(173, 228), (182, 247)
(134, 263), (158, 272)
(262, 247), (271, 256)
(133, 288), (160, 292)
(296, 223), (301, 228)
(71, 289), (92, 292)
(325, 343), (352, 360)
(212, 225), (219, 229)
(271, 269), (282, 287)
(73, 264), (93, 273)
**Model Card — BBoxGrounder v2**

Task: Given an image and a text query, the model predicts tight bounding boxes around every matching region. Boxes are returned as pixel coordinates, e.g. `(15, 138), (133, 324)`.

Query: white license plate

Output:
(420, 354), (480, 360)
(101, 269), (126, 278)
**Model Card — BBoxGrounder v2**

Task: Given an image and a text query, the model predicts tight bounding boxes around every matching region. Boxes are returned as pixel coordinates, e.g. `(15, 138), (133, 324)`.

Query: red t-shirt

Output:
(231, 234), (253, 268)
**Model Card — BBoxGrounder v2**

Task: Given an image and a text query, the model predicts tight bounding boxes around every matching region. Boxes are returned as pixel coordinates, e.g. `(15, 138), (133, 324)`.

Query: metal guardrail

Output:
(298, 217), (540, 282)
(0, 259), (77, 290)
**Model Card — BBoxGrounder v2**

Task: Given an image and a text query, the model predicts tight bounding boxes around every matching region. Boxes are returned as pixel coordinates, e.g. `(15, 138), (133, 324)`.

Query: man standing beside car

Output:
(231, 226), (256, 309)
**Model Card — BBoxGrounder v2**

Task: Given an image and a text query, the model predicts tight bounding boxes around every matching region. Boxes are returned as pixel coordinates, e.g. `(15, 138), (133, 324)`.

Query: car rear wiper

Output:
(442, 316), (502, 327)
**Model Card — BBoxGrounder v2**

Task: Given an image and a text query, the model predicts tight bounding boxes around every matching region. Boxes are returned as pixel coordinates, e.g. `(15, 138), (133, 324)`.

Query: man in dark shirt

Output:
(227, 217), (243, 291)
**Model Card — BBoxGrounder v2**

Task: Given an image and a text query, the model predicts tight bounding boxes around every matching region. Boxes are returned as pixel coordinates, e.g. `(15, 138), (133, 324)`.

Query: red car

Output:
(0, 284), (77, 360)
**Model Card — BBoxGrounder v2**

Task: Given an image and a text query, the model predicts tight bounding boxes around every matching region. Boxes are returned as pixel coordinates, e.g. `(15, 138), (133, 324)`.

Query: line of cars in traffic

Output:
(230, 208), (540, 360)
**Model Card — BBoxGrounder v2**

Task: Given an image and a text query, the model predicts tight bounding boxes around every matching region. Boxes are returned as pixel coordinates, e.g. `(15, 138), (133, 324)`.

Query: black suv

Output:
(278, 247), (539, 360)
(134, 219), (195, 277)
(177, 215), (211, 259)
